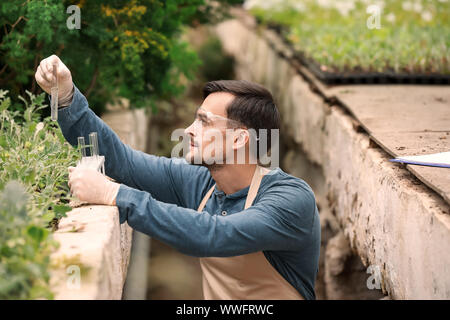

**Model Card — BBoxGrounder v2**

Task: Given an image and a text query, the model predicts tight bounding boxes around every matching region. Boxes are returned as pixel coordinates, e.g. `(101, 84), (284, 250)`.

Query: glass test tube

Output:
(50, 63), (58, 121)
(77, 136), (87, 158)
(89, 132), (99, 157)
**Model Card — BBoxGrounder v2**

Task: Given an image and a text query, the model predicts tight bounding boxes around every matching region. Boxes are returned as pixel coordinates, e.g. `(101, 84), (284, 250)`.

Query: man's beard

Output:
(186, 152), (225, 172)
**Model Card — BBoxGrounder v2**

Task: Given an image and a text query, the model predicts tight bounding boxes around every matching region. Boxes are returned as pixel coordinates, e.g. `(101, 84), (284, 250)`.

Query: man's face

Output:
(184, 92), (244, 166)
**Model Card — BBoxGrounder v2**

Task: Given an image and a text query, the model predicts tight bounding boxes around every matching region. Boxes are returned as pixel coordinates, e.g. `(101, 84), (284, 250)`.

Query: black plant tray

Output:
(263, 22), (450, 85)
(293, 51), (450, 85)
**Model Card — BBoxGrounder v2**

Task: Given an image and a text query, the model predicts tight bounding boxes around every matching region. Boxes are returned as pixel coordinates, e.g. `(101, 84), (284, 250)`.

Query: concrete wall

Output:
(49, 108), (149, 299)
(213, 18), (450, 299)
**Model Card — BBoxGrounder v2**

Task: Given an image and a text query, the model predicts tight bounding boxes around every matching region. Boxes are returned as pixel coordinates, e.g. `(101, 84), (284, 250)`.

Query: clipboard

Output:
(389, 151), (450, 168)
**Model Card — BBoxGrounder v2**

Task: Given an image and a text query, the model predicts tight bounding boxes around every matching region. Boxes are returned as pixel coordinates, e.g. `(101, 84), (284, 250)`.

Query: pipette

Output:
(50, 63), (58, 121)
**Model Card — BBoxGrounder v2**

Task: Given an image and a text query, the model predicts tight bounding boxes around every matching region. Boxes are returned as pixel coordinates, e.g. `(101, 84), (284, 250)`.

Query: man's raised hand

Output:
(35, 54), (74, 107)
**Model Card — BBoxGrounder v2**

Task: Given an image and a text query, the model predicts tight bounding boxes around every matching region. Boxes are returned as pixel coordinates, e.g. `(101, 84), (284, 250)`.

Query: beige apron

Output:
(197, 166), (304, 300)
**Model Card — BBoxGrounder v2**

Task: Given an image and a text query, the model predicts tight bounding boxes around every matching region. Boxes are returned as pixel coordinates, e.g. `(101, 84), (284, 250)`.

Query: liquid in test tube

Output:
(89, 132), (99, 157)
(51, 63), (58, 121)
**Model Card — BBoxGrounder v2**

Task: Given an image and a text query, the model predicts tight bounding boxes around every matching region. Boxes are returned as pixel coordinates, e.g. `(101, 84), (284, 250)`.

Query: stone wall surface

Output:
(214, 17), (450, 299)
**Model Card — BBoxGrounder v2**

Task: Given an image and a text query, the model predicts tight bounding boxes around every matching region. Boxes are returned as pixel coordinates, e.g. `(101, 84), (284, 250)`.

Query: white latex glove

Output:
(35, 55), (74, 107)
(68, 166), (120, 206)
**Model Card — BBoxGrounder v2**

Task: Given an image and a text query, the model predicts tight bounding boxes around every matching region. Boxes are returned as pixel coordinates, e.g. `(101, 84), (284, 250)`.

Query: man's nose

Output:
(184, 122), (195, 138)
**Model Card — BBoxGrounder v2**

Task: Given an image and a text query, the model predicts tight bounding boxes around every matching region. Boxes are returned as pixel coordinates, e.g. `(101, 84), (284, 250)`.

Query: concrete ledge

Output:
(50, 206), (132, 299)
(325, 106), (450, 299)
(214, 18), (450, 299)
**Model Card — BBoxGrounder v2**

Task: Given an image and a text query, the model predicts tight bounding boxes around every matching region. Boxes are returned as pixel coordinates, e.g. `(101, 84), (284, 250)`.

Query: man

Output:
(35, 55), (321, 300)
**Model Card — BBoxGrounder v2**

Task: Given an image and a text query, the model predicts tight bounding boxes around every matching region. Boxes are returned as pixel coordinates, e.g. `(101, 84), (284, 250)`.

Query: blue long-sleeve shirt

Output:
(56, 84), (321, 300)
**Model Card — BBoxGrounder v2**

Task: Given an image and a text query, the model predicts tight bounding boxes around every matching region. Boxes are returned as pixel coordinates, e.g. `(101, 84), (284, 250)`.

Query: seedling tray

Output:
(264, 23), (450, 85)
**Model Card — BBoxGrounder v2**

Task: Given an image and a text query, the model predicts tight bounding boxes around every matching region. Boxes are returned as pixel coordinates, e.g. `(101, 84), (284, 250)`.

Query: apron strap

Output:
(244, 166), (270, 209)
(197, 166), (271, 212)
(197, 184), (216, 212)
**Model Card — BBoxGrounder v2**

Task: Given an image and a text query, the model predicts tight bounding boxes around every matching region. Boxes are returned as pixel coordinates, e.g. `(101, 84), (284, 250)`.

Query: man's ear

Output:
(233, 129), (249, 150)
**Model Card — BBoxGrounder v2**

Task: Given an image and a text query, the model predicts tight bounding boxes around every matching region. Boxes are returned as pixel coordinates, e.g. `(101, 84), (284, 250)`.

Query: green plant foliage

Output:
(249, 0), (449, 74)
(0, 0), (242, 115)
(0, 89), (79, 299)
(0, 181), (57, 300)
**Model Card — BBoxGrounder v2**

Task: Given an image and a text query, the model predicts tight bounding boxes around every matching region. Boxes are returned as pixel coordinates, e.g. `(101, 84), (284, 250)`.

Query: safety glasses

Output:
(193, 107), (246, 129)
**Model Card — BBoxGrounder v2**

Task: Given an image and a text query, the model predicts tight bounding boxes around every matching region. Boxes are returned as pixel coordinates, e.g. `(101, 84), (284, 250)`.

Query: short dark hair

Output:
(202, 80), (280, 159)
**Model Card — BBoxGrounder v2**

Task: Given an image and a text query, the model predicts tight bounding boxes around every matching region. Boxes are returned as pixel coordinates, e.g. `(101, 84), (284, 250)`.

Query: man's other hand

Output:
(68, 166), (120, 206)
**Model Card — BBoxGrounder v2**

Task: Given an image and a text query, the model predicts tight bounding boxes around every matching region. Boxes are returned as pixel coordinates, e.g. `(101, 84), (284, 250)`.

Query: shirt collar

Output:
(213, 185), (250, 200)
